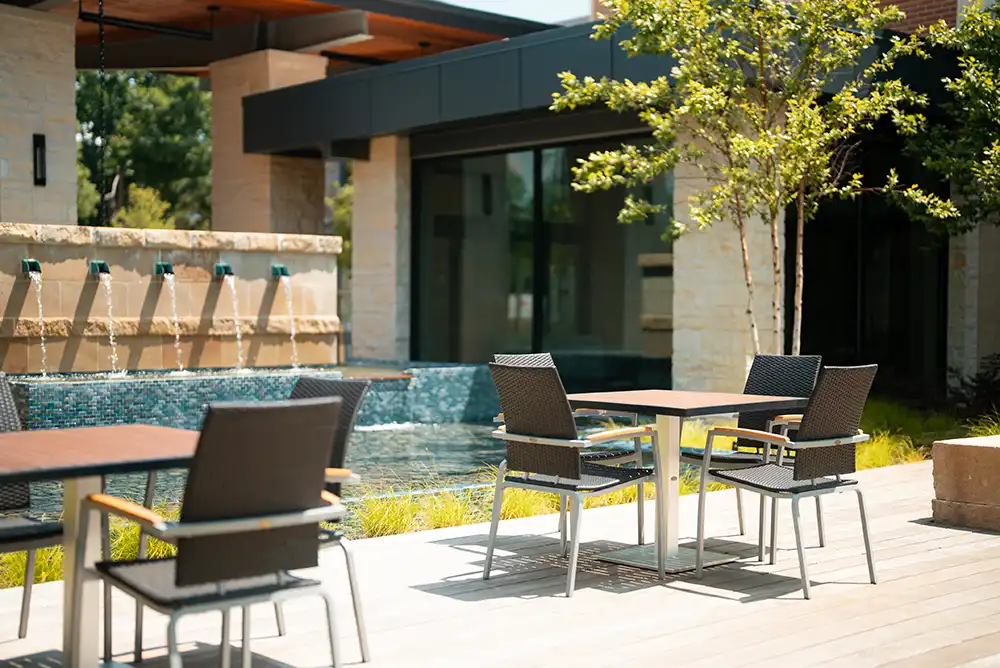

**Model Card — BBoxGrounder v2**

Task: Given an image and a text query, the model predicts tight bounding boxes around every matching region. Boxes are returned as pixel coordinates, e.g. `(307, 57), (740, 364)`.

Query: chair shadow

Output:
(1, 643), (300, 668)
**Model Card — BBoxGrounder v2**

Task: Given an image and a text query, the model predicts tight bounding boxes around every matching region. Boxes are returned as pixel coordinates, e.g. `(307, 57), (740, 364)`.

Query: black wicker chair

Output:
(694, 365), (878, 599)
(0, 372), (62, 639)
(484, 363), (662, 596)
(680, 354), (821, 553)
(493, 353), (648, 550)
(77, 399), (347, 668)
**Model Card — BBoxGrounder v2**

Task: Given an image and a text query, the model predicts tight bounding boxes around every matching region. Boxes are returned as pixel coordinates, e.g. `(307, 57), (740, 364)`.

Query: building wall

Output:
(0, 6), (76, 227)
(351, 135), (411, 361)
(211, 50), (327, 235)
(893, 0), (959, 31)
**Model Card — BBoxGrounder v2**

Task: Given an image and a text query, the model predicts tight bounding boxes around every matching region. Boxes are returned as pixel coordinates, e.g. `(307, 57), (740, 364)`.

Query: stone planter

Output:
(932, 435), (1000, 531)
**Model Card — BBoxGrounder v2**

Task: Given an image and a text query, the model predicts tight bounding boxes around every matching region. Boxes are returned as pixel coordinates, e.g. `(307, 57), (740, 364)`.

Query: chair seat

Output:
(505, 462), (654, 493)
(95, 558), (320, 609)
(680, 447), (797, 468)
(580, 449), (638, 462)
(710, 463), (858, 494)
(0, 516), (63, 549)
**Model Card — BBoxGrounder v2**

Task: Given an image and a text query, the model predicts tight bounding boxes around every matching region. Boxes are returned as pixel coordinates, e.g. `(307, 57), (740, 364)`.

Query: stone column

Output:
(949, 223), (1000, 382)
(351, 135), (411, 361)
(671, 159), (780, 392)
(210, 50), (327, 234)
(0, 6), (76, 226)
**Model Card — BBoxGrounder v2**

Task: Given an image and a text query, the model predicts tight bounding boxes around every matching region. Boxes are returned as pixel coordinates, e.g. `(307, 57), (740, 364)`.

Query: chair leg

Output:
(790, 496), (811, 600)
(321, 591), (342, 668)
(769, 497), (780, 565)
(273, 602), (286, 636)
(241, 606), (252, 668)
(483, 462), (506, 580)
(135, 471), (157, 664)
(695, 469), (709, 579)
(558, 494), (567, 556)
(856, 488), (877, 585)
(339, 538), (370, 662)
(220, 609), (231, 668)
(18, 549), (35, 639)
(735, 487), (746, 536)
(757, 494), (767, 562)
(815, 496), (826, 547)
(167, 615), (182, 668)
(637, 480), (646, 545)
(566, 493), (584, 598)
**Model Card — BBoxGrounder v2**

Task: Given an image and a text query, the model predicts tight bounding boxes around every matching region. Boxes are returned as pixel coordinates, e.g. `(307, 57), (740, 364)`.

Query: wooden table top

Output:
(0, 425), (199, 484)
(568, 389), (809, 418)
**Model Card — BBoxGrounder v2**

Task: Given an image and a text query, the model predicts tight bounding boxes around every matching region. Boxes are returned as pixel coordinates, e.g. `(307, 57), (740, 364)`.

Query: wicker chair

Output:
(75, 398), (347, 668)
(680, 354), (821, 555)
(484, 363), (661, 596)
(493, 353), (648, 549)
(0, 372), (63, 639)
(694, 365), (878, 599)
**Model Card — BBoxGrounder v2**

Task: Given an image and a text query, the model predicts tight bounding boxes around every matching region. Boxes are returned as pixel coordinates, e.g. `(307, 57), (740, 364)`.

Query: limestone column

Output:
(210, 50), (327, 234)
(351, 135), (411, 361)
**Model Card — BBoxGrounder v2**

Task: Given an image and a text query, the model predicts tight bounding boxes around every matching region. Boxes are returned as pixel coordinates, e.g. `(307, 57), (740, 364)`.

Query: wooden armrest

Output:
(325, 467), (359, 484)
(709, 426), (790, 446)
(321, 490), (342, 505)
(772, 414), (803, 424)
(87, 493), (167, 530)
(586, 425), (653, 442)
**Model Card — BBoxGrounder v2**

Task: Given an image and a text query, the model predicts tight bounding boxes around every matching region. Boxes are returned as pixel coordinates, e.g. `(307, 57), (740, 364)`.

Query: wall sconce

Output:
(32, 134), (46, 187)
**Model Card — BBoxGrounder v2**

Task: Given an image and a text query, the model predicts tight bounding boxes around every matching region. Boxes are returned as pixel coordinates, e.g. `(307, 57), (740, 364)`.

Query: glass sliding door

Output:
(413, 151), (534, 363)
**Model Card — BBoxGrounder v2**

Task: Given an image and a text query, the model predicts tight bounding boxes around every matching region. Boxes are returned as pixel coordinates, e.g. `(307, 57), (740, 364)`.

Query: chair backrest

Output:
(793, 365), (878, 480)
(0, 373), (28, 512)
(488, 362), (580, 479)
(291, 376), (371, 495)
(737, 354), (822, 448)
(493, 352), (555, 368)
(175, 398), (340, 587)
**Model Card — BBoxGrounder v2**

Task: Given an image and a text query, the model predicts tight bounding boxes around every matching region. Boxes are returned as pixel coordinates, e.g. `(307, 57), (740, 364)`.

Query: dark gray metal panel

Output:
(519, 30), (612, 109)
(439, 51), (521, 123)
(611, 47), (673, 83)
(371, 67), (441, 134)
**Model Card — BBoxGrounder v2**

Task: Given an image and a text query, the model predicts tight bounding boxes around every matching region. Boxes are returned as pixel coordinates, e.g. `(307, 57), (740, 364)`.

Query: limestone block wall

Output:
(671, 160), (781, 392)
(0, 223), (341, 374)
(0, 6), (76, 227)
(947, 224), (1000, 382)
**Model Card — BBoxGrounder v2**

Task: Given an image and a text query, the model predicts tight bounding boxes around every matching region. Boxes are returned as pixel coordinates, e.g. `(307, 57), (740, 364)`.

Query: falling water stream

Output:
(278, 275), (300, 368)
(28, 271), (48, 376)
(163, 273), (185, 372)
(97, 272), (120, 374)
(223, 274), (244, 370)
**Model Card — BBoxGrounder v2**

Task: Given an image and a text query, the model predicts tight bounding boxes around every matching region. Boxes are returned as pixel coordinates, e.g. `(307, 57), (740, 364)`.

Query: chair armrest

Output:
(87, 493), (168, 533)
(491, 428), (588, 448)
(790, 432), (870, 449)
(770, 414), (803, 427)
(495, 409), (636, 425)
(321, 490), (341, 505)
(585, 425), (653, 443)
(325, 467), (360, 484)
(709, 426), (790, 447)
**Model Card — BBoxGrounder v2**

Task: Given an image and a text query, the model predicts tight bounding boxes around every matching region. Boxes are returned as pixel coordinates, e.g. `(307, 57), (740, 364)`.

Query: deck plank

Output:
(2, 462), (1000, 668)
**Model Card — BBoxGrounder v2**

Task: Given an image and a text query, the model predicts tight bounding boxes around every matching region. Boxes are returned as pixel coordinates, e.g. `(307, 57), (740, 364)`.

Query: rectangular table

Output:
(568, 389), (809, 574)
(0, 425), (199, 668)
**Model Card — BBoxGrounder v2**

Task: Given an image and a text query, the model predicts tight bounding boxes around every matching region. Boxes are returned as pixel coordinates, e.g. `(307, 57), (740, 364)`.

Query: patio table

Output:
(0, 424), (199, 668)
(567, 390), (808, 574)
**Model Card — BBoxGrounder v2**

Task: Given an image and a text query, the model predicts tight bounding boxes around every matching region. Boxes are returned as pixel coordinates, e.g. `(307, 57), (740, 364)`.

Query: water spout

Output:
(23, 261), (47, 377)
(158, 265), (184, 372)
(222, 273), (244, 370)
(274, 267), (299, 368)
(94, 267), (120, 374)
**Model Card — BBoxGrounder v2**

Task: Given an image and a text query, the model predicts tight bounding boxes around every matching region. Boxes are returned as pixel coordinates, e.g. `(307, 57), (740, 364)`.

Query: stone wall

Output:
(0, 6), (76, 227)
(0, 223), (341, 374)
(947, 224), (1000, 382)
(671, 160), (781, 392)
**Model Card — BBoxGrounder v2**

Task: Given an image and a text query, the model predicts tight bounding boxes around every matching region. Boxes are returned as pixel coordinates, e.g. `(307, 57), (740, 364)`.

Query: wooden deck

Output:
(3, 461), (1000, 668)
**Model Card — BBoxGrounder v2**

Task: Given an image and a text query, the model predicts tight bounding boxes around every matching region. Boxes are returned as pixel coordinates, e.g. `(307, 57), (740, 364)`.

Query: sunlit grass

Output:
(354, 490), (420, 537)
(967, 411), (1000, 437)
(420, 490), (487, 529)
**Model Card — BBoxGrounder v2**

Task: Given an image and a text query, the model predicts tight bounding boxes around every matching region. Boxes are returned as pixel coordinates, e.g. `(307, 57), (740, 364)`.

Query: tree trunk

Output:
(735, 203), (762, 356)
(769, 210), (783, 355)
(792, 179), (806, 356)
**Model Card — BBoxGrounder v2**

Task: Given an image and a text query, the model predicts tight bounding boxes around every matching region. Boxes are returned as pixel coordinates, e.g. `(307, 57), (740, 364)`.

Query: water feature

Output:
(91, 263), (120, 374)
(27, 270), (47, 377)
(215, 264), (244, 371)
(278, 274), (300, 368)
(161, 272), (185, 372)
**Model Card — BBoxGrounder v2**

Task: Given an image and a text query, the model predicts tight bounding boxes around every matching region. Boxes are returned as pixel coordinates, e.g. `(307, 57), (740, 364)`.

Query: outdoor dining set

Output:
(0, 353), (879, 668)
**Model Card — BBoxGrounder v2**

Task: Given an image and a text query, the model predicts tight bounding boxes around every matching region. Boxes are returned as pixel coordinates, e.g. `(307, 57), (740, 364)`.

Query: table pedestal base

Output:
(597, 545), (737, 574)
